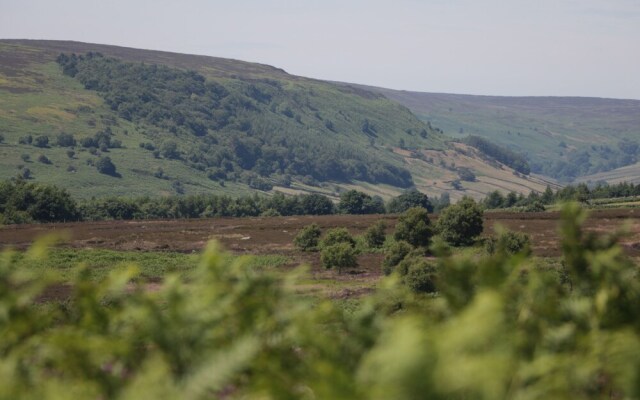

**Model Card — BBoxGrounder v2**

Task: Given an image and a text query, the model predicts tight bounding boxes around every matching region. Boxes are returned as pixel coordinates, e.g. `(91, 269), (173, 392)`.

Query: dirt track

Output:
(1, 209), (639, 259)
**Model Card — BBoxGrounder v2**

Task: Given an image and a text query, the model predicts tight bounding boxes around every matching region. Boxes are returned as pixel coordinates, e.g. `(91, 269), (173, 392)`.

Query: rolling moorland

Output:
(3, 41), (640, 399)
(0, 39), (556, 201)
(364, 86), (640, 182)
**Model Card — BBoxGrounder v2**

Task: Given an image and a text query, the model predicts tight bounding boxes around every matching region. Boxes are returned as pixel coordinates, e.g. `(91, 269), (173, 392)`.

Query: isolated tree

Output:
(56, 132), (76, 147)
(394, 207), (433, 248)
(338, 190), (385, 215)
(96, 156), (117, 176)
(457, 167), (476, 182)
(387, 190), (433, 213)
(485, 229), (531, 256)
(293, 223), (321, 252)
(37, 154), (51, 164)
(363, 221), (387, 248)
(33, 135), (49, 148)
(19, 135), (33, 145)
(436, 196), (483, 246)
(320, 242), (358, 273)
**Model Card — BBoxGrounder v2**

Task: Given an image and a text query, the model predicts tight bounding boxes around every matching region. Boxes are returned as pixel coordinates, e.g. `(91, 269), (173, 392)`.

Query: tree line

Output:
(482, 181), (640, 210)
(3, 178), (639, 225)
(0, 179), (447, 224)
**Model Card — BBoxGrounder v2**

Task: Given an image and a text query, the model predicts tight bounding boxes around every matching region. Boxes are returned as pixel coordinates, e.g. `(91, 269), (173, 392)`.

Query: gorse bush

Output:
(485, 228), (531, 255)
(399, 257), (438, 294)
(2, 204), (640, 398)
(293, 223), (321, 251)
(393, 207), (433, 248)
(382, 240), (412, 275)
(319, 227), (356, 249)
(363, 220), (387, 248)
(436, 196), (483, 246)
(320, 242), (358, 273)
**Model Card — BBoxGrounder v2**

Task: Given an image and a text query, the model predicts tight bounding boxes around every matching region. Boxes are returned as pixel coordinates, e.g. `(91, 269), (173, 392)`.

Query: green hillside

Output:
(577, 162), (640, 185)
(0, 40), (450, 199)
(363, 87), (640, 182)
(0, 40), (562, 201)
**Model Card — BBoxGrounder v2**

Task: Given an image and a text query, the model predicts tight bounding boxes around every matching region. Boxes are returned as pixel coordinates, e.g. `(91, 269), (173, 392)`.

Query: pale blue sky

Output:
(1, 0), (639, 99)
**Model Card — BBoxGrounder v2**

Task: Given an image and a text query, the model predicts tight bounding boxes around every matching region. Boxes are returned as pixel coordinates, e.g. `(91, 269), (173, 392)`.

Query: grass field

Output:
(9, 247), (290, 282)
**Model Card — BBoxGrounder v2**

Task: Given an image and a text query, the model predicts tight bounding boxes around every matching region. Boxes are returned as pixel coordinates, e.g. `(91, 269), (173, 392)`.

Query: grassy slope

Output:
(362, 86), (640, 182)
(577, 162), (640, 185)
(0, 39), (553, 200)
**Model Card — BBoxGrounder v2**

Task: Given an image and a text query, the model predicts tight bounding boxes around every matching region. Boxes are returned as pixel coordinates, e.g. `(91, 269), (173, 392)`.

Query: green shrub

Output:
(436, 196), (483, 246)
(18, 134), (32, 145)
(524, 201), (545, 212)
(96, 156), (117, 176)
(400, 258), (438, 293)
(320, 242), (358, 272)
(33, 135), (49, 148)
(393, 207), (433, 248)
(261, 208), (281, 217)
(387, 190), (433, 213)
(338, 190), (385, 214)
(37, 154), (51, 164)
(363, 221), (387, 248)
(293, 223), (321, 251)
(486, 229), (531, 255)
(320, 227), (356, 249)
(382, 240), (412, 275)
(56, 132), (76, 147)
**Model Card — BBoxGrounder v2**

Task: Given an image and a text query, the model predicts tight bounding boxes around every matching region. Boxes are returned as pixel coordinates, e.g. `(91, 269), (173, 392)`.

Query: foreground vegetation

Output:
(2, 204), (639, 398)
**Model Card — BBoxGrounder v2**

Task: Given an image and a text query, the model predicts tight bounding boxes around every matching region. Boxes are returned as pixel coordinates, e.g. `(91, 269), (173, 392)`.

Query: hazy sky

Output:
(2, 0), (639, 99)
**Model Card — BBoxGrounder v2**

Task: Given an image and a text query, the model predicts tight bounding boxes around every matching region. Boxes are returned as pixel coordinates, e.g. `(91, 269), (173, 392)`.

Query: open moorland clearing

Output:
(3, 208), (640, 263)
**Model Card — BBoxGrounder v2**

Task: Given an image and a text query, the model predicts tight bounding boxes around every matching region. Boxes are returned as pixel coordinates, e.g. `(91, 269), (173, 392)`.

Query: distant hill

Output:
(360, 86), (640, 183)
(577, 162), (640, 185)
(0, 39), (555, 200)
